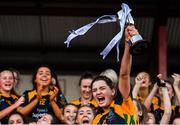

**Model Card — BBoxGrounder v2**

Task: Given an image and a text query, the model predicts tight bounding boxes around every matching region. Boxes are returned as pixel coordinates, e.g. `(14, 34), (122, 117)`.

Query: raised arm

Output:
(119, 25), (138, 99)
(144, 83), (158, 109)
(160, 86), (172, 124)
(144, 74), (162, 109)
(172, 73), (180, 105)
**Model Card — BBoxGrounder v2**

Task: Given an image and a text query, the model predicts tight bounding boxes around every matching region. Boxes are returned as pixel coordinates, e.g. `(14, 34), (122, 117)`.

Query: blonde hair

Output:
(100, 69), (118, 87)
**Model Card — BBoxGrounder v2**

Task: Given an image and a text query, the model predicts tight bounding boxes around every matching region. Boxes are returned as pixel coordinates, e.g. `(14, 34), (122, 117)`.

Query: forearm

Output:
(120, 45), (132, 75)
(17, 98), (39, 116)
(173, 83), (180, 105)
(144, 84), (158, 109)
(160, 87), (172, 124)
(0, 104), (18, 119)
(51, 101), (63, 121)
(132, 82), (141, 99)
(119, 45), (132, 99)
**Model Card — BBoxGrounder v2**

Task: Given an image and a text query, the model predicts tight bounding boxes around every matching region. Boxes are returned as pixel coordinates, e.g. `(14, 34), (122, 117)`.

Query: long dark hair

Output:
(31, 64), (62, 93)
(91, 75), (114, 90)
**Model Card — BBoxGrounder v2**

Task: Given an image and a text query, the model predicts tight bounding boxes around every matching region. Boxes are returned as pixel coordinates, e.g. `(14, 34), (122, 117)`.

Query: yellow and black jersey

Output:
(0, 93), (18, 124)
(22, 89), (67, 120)
(151, 96), (179, 123)
(71, 98), (98, 109)
(137, 96), (145, 104)
(152, 96), (176, 111)
(92, 91), (137, 124)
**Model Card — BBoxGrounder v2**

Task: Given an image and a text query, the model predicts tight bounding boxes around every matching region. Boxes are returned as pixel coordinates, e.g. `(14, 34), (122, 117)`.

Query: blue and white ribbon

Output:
(64, 15), (117, 47)
(64, 3), (134, 61)
(100, 3), (134, 61)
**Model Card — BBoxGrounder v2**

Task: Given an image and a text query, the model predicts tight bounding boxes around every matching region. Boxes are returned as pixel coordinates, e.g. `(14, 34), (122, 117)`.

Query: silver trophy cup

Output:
(128, 33), (149, 55)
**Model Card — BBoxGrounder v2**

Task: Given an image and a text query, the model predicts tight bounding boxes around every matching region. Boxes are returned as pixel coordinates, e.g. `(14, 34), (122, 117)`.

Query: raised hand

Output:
(50, 86), (59, 102)
(172, 73), (180, 86)
(172, 73), (180, 105)
(14, 96), (25, 108)
(157, 74), (166, 87)
(135, 75), (144, 85)
(125, 25), (139, 43)
(37, 85), (43, 100)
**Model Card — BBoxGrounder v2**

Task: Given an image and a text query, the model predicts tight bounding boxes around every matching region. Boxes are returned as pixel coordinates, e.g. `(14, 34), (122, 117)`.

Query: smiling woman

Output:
(0, 70), (24, 124)
(70, 71), (98, 109)
(61, 103), (78, 124)
(16, 65), (67, 123)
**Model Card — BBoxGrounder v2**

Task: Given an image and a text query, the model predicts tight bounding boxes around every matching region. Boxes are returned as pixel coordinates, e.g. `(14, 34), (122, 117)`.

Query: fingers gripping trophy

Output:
(125, 24), (149, 55)
(116, 3), (149, 55)
(64, 3), (149, 61)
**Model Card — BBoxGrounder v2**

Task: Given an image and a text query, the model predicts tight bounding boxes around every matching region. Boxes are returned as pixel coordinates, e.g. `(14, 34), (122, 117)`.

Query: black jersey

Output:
(22, 89), (67, 120)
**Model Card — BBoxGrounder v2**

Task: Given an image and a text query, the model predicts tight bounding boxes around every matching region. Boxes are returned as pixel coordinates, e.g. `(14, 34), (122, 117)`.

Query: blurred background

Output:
(0, 0), (179, 101)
